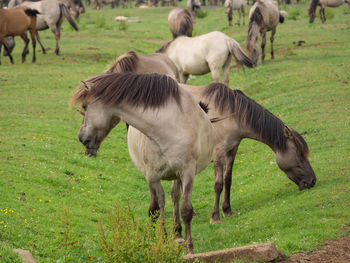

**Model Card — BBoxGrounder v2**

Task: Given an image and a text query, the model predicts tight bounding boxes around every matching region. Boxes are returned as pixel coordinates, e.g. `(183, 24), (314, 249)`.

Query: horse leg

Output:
(242, 6), (245, 25)
(19, 33), (30, 63)
(210, 67), (222, 83)
(260, 31), (266, 64)
(270, 28), (276, 60)
(148, 181), (161, 221)
(223, 54), (232, 86)
(36, 31), (46, 54)
(322, 7), (326, 23)
(179, 72), (189, 83)
(50, 26), (61, 55)
(29, 29), (37, 63)
(211, 150), (224, 224)
(181, 167), (195, 253)
(222, 148), (238, 218)
(227, 6), (233, 26)
(236, 9), (241, 26)
(171, 180), (184, 242)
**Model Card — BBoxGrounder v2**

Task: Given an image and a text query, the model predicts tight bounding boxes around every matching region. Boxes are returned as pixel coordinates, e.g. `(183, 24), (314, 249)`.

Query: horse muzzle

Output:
(298, 178), (316, 190)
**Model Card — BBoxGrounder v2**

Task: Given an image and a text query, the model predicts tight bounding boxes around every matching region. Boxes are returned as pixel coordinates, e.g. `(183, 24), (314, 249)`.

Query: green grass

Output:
(1, 2), (350, 262)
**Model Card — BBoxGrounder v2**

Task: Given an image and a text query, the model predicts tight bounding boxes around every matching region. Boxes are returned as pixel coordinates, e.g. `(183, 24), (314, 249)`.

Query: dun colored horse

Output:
(157, 31), (254, 85)
(168, 8), (194, 39)
(308, 0), (349, 23)
(224, 0), (245, 26)
(7, 0), (79, 56)
(71, 72), (214, 253)
(106, 51), (179, 81)
(181, 83), (317, 223)
(0, 7), (39, 64)
(246, 0), (286, 65)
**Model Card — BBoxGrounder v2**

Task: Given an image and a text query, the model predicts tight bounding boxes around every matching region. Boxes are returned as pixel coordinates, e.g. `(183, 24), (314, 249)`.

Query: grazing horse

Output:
(180, 83), (317, 223)
(106, 51), (180, 81)
(71, 72), (214, 253)
(308, 0), (349, 23)
(168, 8), (194, 39)
(246, 0), (286, 65)
(187, 0), (201, 22)
(0, 7), (39, 64)
(224, 0), (245, 26)
(157, 31), (254, 85)
(7, 0), (79, 56)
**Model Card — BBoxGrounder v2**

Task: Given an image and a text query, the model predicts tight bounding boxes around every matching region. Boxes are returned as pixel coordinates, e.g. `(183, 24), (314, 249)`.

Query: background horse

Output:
(308, 0), (350, 23)
(224, 0), (245, 27)
(187, 0), (201, 22)
(168, 8), (194, 39)
(246, 0), (286, 65)
(71, 72), (214, 253)
(157, 31), (254, 85)
(0, 7), (39, 64)
(106, 51), (179, 81)
(181, 83), (317, 223)
(7, 0), (79, 56)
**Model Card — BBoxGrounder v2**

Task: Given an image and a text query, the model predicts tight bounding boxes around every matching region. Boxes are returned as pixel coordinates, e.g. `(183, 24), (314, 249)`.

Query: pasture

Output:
(0, 1), (350, 262)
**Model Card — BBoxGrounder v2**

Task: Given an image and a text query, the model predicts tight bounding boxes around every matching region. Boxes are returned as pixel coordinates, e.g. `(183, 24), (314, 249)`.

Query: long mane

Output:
(106, 51), (139, 73)
(70, 72), (182, 110)
(176, 9), (193, 38)
(247, 6), (263, 50)
(204, 83), (309, 156)
(156, 40), (174, 53)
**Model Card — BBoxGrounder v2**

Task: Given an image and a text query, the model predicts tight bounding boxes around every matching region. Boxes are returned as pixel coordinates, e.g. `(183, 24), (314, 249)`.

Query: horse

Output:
(246, 0), (286, 65)
(168, 8), (194, 39)
(70, 72), (214, 253)
(7, 0), (79, 56)
(0, 7), (39, 64)
(106, 51), (180, 81)
(308, 0), (349, 23)
(157, 31), (254, 85)
(187, 0), (201, 22)
(180, 83), (317, 223)
(224, 0), (245, 26)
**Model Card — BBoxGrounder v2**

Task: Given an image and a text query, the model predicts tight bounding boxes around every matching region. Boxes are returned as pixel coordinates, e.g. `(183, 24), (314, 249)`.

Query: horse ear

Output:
(81, 81), (91, 91)
(283, 125), (293, 139)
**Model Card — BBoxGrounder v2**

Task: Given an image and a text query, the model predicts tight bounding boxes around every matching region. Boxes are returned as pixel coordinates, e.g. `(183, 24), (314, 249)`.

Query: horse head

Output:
(275, 126), (317, 190)
(76, 82), (120, 157)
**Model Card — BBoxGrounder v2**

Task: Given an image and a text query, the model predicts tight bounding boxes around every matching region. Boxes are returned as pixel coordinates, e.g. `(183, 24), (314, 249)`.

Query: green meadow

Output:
(0, 1), (349, 262)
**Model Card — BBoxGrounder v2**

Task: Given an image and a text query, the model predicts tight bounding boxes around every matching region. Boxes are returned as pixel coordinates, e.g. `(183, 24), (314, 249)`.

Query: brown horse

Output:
(0, 7), (39, 64)
(106, 51), (180, 81)
(246, 0), (286, 65)
(308, 0), (349, 23)
(181, 83), (317, 223)
(168, 8), (194, 39)
(71, 72), (214, 253)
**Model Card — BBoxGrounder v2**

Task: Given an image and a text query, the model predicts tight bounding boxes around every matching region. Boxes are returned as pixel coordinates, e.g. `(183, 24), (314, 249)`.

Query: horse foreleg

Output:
(270, 28), (276, 60)
(242, 6), (245, 25)
(50, 26), (61, 55)
(227, 6), (233, 26)
(181, 167), (195, 253)
(260, 31), (266, 64)
(36, 31), (46, 54)
(19, 33), (30, 63)
(171, 180), (184, 242)
(148, 181), (160, 221)
(322, 7), (326, 23)
(222, 148), (238, 218)
(29, 30), (37, 63)
(236, 9), (241, 26)
(211, 151), (224, 224)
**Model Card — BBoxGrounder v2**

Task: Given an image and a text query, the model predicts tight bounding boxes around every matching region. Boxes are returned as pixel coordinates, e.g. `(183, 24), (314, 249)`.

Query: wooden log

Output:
(184, 242), (283, 263)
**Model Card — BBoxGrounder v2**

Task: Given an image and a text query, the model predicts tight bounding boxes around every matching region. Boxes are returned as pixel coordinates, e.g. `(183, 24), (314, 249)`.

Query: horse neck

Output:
(309, 0), (319, 12)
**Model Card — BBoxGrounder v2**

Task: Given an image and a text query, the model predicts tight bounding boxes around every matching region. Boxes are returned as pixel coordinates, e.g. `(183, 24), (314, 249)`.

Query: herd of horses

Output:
(1, 0), (347, 254)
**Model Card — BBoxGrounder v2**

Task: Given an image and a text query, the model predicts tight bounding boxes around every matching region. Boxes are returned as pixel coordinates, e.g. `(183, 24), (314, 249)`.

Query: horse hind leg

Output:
(222, 54), (232, 86)
(236, 9), (241, 26)
(222, 148), (238, 218)
(242, 6), (245, 25)
(19, 33), (30, 63)
(36, 31), (46, 54)
(260, 31), (267, 64)
(211, 151), (225, 224)
(270, 28), (276, 60)
(29, 29), (37, 63)
(171, 180), (184, 242)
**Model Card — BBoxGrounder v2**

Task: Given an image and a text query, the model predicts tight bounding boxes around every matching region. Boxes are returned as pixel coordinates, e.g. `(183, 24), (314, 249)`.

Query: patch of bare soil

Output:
(279, 232), (350, 263)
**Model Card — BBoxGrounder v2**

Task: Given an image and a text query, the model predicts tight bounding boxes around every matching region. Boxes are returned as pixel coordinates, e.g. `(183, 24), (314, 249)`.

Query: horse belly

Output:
(232, 0), (243, 9)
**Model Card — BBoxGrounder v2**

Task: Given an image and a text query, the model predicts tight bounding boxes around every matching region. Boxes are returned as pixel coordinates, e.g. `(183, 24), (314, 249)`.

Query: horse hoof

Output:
(175, 237), (185, 244)
(223, 211), (235, 218)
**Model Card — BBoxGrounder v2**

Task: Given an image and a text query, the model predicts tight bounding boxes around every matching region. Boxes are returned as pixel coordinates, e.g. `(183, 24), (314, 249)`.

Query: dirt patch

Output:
(279, 232), (350, 263)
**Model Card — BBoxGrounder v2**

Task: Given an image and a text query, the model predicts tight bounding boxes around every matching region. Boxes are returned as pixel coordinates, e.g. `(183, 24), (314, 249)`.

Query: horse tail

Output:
(177, 9), (193, 38)
(24, 8), (40, 17)
(60, 3), (79, 31)
(226, 38), (255, 68)
(279, 11), (287, 23)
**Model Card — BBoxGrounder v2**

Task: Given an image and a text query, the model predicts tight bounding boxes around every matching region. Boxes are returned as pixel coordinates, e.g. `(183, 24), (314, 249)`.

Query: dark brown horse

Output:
(181, 83), (317, 223)
(0, 7), (39, 64)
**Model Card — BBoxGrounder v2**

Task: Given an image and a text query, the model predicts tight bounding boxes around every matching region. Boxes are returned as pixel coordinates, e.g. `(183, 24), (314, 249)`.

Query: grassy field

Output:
(0, 1), (350, 262)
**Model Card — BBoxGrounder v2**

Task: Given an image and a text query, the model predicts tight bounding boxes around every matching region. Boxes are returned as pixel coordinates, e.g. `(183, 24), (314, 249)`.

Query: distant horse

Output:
(181, 83), (317, 223)
(308, 0), (349, 23)
(246, 0), (286, 65)
(157, 31), (254, 85)
(71, 72), (214, 253)
(7, 0), (79, 56)
(224, 0), (245, 26)
(0, 7), (39, 64)
(168, 8), (194, 39)
(187, 0), (201, 22)
(106, 51), (180, 81)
